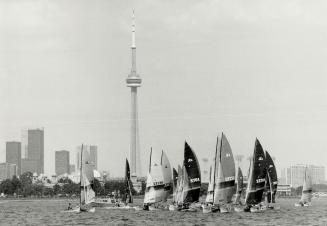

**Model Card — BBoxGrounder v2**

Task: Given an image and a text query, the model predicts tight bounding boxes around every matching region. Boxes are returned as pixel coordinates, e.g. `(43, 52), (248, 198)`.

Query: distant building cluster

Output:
(0, 127), (103, 183)
(0, 128), (44, 181)
(279, 164), (325, 188)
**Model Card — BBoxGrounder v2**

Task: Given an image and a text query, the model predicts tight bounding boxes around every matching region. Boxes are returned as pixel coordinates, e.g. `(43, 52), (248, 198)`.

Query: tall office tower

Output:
(0, 163), (17, 181)
(126, 11), (142, 179)
(55, 150), (70, 175)
(21, 128), (44, 175)
(6, 141), (21, 175)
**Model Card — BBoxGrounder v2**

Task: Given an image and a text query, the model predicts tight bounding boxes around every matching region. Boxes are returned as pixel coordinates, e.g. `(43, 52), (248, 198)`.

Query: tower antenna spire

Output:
(132, 9), (136, 48)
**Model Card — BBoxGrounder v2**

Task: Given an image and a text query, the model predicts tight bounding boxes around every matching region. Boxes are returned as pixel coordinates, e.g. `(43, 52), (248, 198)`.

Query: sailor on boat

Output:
(67, 203), (73, 210)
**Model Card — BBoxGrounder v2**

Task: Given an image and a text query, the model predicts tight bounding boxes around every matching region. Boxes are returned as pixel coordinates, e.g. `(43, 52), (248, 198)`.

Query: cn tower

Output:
(126, 10), (142, 180)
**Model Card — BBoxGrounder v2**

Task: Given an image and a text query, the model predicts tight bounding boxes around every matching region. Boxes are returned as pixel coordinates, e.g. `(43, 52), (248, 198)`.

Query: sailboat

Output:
(244, 139), (267, 212)
(295, 167), (313, 207)
(205, 164), (214, 204)
(80, 145), (96, 212)
(143, 149), (172, 210)
(234, 167), (243, 205)
(172, 142), (201, 211)
(169, 165), (183, 211)
(172, 168), (178, 203)
(123, 159), (133, 205)
(265, 151), (278, 209)
(212, 133), (236, 213)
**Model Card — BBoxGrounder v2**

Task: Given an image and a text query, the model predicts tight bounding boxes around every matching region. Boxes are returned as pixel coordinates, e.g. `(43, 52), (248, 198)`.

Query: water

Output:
(0, 198), (327, 225)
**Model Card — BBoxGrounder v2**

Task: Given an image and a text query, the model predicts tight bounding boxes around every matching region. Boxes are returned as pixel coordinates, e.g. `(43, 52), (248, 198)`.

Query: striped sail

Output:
(300, 167), (313, 203)
(245, 139), (267, 205)
(213, 133), (236, 205)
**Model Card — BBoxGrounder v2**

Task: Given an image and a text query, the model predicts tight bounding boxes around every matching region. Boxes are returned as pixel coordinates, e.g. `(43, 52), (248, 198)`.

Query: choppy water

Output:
(0, 198), (327, 225)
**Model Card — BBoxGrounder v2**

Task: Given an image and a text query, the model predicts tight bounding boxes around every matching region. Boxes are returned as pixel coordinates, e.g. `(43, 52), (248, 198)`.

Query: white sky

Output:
(0, 0), (327, 177)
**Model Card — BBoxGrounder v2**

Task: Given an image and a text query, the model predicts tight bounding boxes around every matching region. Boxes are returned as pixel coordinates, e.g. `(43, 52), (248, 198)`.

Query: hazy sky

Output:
(1, 0), (327, 177)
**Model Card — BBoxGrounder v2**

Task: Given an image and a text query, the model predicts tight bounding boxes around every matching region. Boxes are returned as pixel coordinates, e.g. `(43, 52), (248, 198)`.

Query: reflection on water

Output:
(0, 198), (326, 225)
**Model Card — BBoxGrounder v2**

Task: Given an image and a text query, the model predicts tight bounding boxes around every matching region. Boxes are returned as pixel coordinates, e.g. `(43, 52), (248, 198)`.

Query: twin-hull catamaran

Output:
(175, 142), (201, 211)
(203, 133), (236, 213)
(295, 167), (313, 207)
(244, 139), (267, 212)
(80, 145), (96, 213)
(143, 149), (172, 210)
(265, 151), (278, 209)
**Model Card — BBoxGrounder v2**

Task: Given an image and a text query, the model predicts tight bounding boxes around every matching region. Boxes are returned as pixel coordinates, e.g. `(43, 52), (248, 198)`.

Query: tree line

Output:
(0, 172), (146, 198)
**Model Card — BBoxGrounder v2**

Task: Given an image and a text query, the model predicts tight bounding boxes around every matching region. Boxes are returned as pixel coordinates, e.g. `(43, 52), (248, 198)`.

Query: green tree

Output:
(0, 179), (14, 195)
(11, 176), (22, 195)
(53, 184), (62, 195)
(20, 172), (33, 186)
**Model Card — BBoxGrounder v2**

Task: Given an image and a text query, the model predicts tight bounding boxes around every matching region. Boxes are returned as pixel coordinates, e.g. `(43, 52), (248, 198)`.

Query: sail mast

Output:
(212, 136), (219, 203)
(149, 148), (152, 173)
(80, 144), (83, 208)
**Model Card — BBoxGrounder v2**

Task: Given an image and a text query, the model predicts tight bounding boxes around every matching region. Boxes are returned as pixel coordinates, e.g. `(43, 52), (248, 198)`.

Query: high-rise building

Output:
(285, 164), (325, 187)
(126, 11), (142, 180)
(55, 150), (70, 175)
(69, 164), (75, 173)
(21, 128), (44, 174)
(0, 163), (17, 181)
(6, 141), (21, 175)
(21, 159), (38, 174)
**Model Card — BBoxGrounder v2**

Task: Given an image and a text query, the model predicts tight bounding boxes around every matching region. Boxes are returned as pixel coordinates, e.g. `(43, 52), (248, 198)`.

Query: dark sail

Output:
(173, 168), (178, 191)
(123, 159), (133, 203)
(245, 139), (267, 205)
(265, 151), (277, 203)
(183, 141), (201, 203)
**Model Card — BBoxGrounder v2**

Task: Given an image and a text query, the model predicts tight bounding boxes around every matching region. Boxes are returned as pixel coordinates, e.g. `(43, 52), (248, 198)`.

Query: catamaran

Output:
(80, 145), (96, 213)
(265, 150), (278, 209)
(143, 149), (172, 210)
(122, 159), (133, 205)
(244, 139), (267, 212)
(169, 165), (183, 211)
(172, 168), (178, 204)
(234, 167), (243, 205)
(203, 133), (236, 213)
(295, 166), (313, 207)
(172, 142), (201, 211)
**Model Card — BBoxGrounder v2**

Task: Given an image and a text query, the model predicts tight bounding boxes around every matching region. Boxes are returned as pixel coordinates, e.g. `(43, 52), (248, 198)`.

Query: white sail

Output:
(144, 149), (172, 204)
(81, 173), (95, 205)
(205, 165), (214, 203)
(176, 166), (190, 205)
(300, 167), (313, 203)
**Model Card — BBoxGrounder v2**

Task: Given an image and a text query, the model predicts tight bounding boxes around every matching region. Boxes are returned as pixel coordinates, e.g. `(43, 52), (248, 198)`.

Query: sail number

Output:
(256, 178), (265, 183)
(225, 176), (235, 181)
(153, 181), (164, 186)
(190, 178), (200, 183)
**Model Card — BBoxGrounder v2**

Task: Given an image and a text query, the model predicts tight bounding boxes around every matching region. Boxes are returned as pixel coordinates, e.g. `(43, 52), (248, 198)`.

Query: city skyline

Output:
(1, 1), (327, 177)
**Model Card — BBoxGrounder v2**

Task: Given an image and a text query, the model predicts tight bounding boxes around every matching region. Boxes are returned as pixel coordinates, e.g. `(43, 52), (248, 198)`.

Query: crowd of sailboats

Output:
(67, 133), (313, 213)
